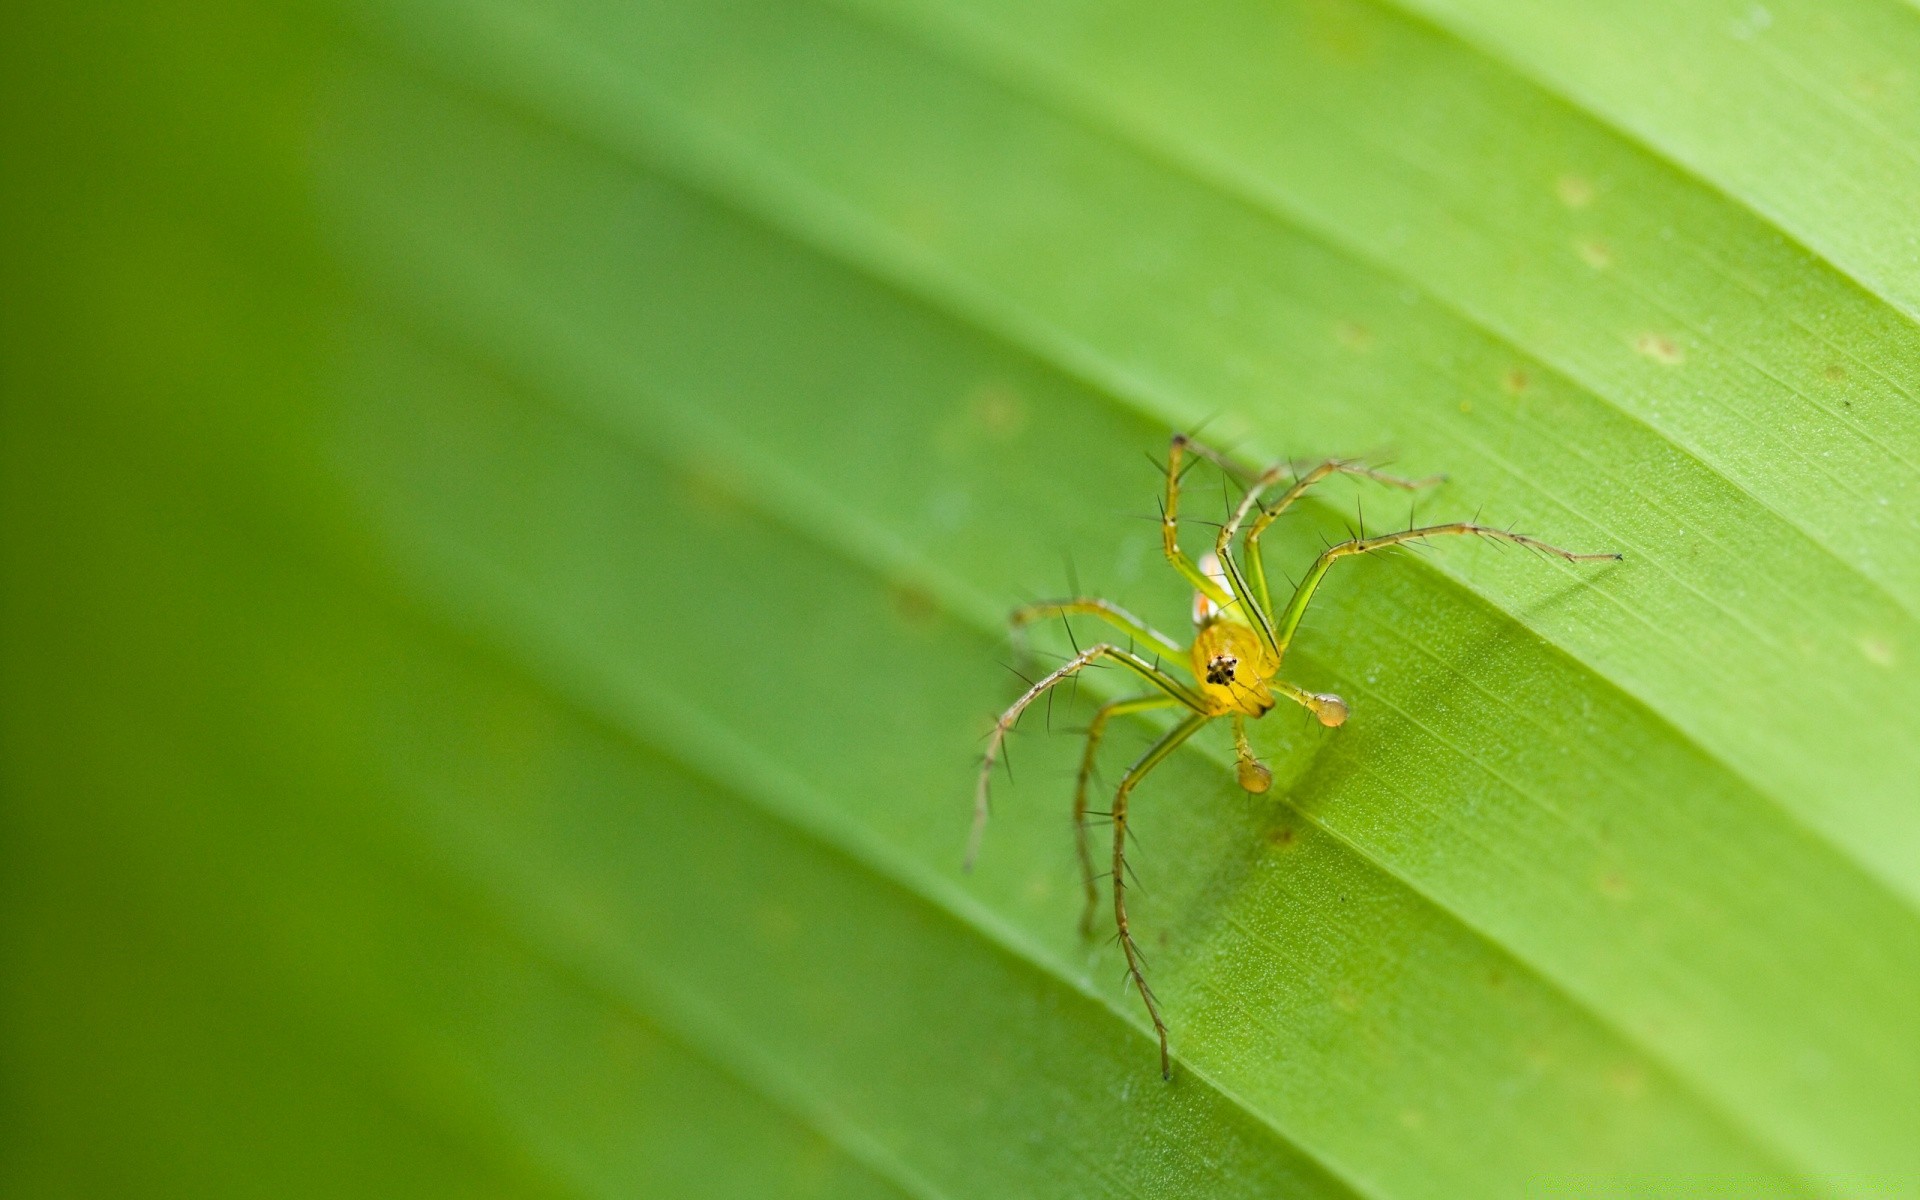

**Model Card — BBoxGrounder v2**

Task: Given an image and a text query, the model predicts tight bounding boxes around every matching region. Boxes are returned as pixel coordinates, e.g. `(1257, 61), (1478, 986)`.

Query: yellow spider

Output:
(968, 433), (1619, 1078)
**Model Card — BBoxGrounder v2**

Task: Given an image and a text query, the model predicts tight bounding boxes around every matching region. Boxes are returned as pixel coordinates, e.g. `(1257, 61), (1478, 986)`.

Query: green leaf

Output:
(10, 0), (1920, 1195)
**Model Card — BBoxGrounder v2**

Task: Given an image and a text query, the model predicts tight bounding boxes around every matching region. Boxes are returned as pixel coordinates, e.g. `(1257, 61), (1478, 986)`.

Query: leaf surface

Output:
(10, 0), (1920, 1195)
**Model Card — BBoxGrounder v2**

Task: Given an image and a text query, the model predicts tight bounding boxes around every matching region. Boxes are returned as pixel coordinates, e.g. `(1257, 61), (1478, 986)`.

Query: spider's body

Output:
(1191, 585), (1282, 717)
(968, 434), (1619, 1080)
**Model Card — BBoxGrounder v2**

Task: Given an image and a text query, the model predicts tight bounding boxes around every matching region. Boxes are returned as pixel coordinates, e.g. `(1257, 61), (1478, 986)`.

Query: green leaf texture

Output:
(8, 0), (1920, 1195)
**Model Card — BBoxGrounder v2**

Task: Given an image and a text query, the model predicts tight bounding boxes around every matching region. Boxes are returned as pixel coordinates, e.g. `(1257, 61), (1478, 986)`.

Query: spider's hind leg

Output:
(1009, 598), (1186, 663)
(1271, 521), (1621, 660)
(1161, 434), (1238, 612)
(1218, 455), (1442, 618)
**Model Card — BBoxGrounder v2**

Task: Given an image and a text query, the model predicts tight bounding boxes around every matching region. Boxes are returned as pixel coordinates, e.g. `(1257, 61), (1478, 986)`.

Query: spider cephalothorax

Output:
(968, 432), (1619, 1080)
(1193, 616), (1278, 716)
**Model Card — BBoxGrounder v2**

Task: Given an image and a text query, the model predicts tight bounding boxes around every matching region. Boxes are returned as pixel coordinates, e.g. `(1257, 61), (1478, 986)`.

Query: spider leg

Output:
(971, 644), (1206, 871)
(1163, 435), (1237, 611)
(1011, 598), (1186, 663)
(1218, 455), (1441, 618)
(1111, 711), (1211, 1081)
(1271, 521), (1621, 660)
(1073, 693), (1181, 938)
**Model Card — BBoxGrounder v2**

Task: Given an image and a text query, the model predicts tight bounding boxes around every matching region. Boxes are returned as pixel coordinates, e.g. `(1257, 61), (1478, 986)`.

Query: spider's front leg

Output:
(1073, 693), (1182, 937)
(1110, 711), (1212, 1081)
(970, 643), (1205, 871)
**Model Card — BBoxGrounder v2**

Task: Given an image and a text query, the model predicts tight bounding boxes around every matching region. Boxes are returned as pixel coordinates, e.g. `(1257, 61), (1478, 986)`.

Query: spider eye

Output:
(1205, 654), (1238, 685)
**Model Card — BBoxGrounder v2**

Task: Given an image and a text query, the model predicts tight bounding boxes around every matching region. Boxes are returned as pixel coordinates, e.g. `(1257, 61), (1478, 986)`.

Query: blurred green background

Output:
(8, 0), (1920, 1195)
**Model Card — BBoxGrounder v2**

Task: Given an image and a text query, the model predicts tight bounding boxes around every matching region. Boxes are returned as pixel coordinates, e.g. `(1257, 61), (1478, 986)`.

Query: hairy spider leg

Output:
(970, 643), (1207, 871)
(1010, 598), (1186, 662)
(1111, 711), (1212, 1081)
(1162, 435), (1238, 613)
(1220, 457), (1441, 617)
(1272, 522), (1624, 661)
(1074, 693), (1183, 937)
